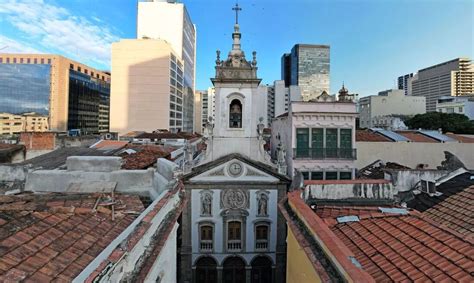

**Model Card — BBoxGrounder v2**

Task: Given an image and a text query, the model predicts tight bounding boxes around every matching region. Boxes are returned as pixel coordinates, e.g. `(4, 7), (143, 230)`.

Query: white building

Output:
(359, 89), (426, 129)
(137, 0), (196, 132)
(437, 95), (474, 120)
(266, 80), (293, 126)
(272, 89), (358, 180)
(180, 8), (289, 283)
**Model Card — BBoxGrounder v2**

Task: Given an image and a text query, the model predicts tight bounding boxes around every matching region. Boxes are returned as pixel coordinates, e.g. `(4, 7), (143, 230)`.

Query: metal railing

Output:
(200, 240), (213, 252)
(227, 240), (242, 252)
(293, 148), (357, 160)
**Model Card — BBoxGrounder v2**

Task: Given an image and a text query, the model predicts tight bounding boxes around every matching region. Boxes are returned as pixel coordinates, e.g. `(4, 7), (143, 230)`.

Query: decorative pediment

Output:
(187, 158), (281, 183)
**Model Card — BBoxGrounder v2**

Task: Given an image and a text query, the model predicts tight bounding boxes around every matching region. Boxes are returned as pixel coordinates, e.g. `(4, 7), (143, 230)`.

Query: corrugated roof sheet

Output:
(418, 130), (457, 142)
(370, 128), (410, 142)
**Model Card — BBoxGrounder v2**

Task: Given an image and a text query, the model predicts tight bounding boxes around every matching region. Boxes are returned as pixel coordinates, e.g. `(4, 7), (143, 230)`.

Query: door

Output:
(195, 257), (217, 283)
(223, 257), (246, 283)
(251, 256), (272, 283)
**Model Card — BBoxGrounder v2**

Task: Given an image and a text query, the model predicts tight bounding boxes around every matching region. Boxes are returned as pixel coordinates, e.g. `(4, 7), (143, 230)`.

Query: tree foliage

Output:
(405, 112), (474, 134)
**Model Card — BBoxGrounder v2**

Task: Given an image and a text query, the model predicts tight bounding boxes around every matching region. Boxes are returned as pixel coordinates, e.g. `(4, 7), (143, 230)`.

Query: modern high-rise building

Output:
(0, 54), (111, 135)
(397, 73), (413, 96)
(194, 87), (216, 134)
(266, 80), (290, 125)
(280, 44), (330, 101)
(110, 39), (188, 135)
(411, 58), (474, 112)
(137, 0), (196, 132)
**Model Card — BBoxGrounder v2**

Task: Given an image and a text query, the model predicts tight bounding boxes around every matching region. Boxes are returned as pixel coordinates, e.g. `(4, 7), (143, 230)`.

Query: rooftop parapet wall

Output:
(303, 180), (394, 200)
(66, 156), (122, 172)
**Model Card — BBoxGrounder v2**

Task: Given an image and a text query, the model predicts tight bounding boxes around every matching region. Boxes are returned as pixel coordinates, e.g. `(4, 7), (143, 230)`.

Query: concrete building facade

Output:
(194, 87), (216, 134)
(411, 58), (474, 112)
(110, 39), (187, 135)
(359, 89), (426, 129)
(436, 95), (474, 120)
(272, 92), (358, 181)
(266, 80), (290, 126)
(137, 0), (196, 132)
(397, 73), (414, 96)
(281, 44), (330, 101)
(0, 54), (111, 134)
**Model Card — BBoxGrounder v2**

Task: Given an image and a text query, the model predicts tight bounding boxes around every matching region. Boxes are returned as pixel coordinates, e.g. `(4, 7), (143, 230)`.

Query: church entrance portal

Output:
(251, 256), (272, 283)
(223, 256), (246, 283)
(195, 257), (217, 283)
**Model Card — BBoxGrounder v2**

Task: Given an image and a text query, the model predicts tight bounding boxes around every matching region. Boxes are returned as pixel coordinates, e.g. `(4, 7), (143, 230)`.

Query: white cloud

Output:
(0, 35), (43, 53)
(0, 0), (119, 68)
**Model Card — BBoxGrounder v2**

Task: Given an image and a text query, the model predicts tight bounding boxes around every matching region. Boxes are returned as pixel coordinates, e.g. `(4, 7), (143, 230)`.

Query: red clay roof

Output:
(423, 185), (474, 237)
(356, 130), (391, 142)
(445, 133), (474, 143)
(396, 131), (438, 143)
(91, 140), (128, 150)
(120, 145), (173, 170)
(0, 193), (145, 282)
(284, 191), (474, 282)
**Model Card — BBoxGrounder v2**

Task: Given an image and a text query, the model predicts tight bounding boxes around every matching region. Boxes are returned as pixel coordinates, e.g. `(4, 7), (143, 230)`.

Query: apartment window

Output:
(301, 172), (309, 180)
(27, 58), (30, 64)
(326, 172), (338, 180)
(102, 75), (105, 80)
(33, 58), (37, 64)
(200, 225), (213, 252)
(85, 69), (88, 75)
(255, 224), (269, 251)
(296, 128), (309, 157)
(326, 129), (338, 158)
(47, 59), (51, 64)
(6, 58), (10, 63)
(311, 128), (324, 158)
(91, 72), (94, 77)
(340, 129), (352, 158)
(311, 172), (324, 180)
(40, 59), (44, 64)
(78, 66), (81, 72)
(339, 172), (352, 180)
(20, 58), (23, 63)
(458, 107), (463, 113)
(13, 58), (16, 63)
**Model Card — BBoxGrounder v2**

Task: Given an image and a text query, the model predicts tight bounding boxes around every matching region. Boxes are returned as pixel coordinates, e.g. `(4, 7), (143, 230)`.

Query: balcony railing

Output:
(200, 240), (213, 252)
(293, 148), (357, 160)
(227, 240), (242, 252)
(255, 240), (268, 251)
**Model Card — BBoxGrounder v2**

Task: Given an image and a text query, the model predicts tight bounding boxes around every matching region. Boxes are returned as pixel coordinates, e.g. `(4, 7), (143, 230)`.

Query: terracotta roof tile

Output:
(0, 193), (145, 282)
(120, 145), (173, 169)
(356, 130), (392, 142)
(396, 131), (439, 142)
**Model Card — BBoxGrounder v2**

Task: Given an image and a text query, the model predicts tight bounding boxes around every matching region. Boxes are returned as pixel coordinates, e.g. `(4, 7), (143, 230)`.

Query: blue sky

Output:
(0, 0), (472, 97)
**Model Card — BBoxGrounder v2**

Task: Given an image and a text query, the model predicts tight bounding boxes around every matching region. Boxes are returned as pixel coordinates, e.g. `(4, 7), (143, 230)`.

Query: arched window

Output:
(229, 99), (242, 128)
(227, 221), (242, 251)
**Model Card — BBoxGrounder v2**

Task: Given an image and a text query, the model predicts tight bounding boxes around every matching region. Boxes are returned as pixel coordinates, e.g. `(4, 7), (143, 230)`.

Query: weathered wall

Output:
(356, 142), (474, 169)
(386, 169), (449, 192)
(20, 132), (56, 150)
(304, 181), (394, 200)
(286, 227), (322, 283)
(66, 156), (122, 172)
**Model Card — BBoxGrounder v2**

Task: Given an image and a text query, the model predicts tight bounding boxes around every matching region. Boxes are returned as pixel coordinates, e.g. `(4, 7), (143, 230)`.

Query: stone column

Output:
(217, 266), (223, 283)
(245, 266), (252, 283)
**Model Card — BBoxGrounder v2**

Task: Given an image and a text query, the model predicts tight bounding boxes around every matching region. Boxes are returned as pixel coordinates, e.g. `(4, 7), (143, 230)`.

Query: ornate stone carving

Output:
(246, 168), (264, 177)
(221, 189), (249, 209)
(256, 191), (269, 216)
(200, 190), (213, 216)
(208, 168), (225, 176)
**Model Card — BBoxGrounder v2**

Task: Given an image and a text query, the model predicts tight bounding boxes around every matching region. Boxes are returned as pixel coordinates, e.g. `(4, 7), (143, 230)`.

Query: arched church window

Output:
(229, 99), (242, 128)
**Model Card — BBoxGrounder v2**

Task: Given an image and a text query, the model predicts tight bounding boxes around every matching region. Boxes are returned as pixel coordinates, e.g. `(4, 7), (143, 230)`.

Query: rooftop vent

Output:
(337, 215), (360, 223)
(378, 207), (408, 215)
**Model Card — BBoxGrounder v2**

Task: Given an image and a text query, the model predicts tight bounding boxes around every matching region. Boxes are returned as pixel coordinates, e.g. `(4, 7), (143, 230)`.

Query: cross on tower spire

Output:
(232, 3), (242, 25)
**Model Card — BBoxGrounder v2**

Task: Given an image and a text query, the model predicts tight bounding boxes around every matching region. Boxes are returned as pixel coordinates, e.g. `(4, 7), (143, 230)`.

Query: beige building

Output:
(193, 87), (216, 134)
(412, 58), (474, 112)
(359, 89), (426, 129)
(110, 39), (186, 135)
(0, 54), (111, 134)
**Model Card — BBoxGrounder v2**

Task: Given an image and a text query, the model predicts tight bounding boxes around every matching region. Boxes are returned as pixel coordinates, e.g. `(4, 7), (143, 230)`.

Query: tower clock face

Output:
(228, 162), (243, 177)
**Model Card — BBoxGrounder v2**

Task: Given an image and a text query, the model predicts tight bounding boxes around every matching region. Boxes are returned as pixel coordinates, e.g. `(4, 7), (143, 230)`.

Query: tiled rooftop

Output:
(423, 186), (474, 236)
(90, 140), (129, 151)
(0, 193), (145, 282)
(445, 133), (474, 143)
(283, 191), (474, 282)
(356, 130), (391, 142)
(331, 212), (474, 282)
(120, 145), (173, 169)
(397, 131), (438, 143)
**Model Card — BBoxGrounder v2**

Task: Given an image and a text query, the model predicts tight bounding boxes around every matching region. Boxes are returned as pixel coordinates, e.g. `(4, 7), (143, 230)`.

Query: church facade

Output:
(179, 6), (289, 283)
